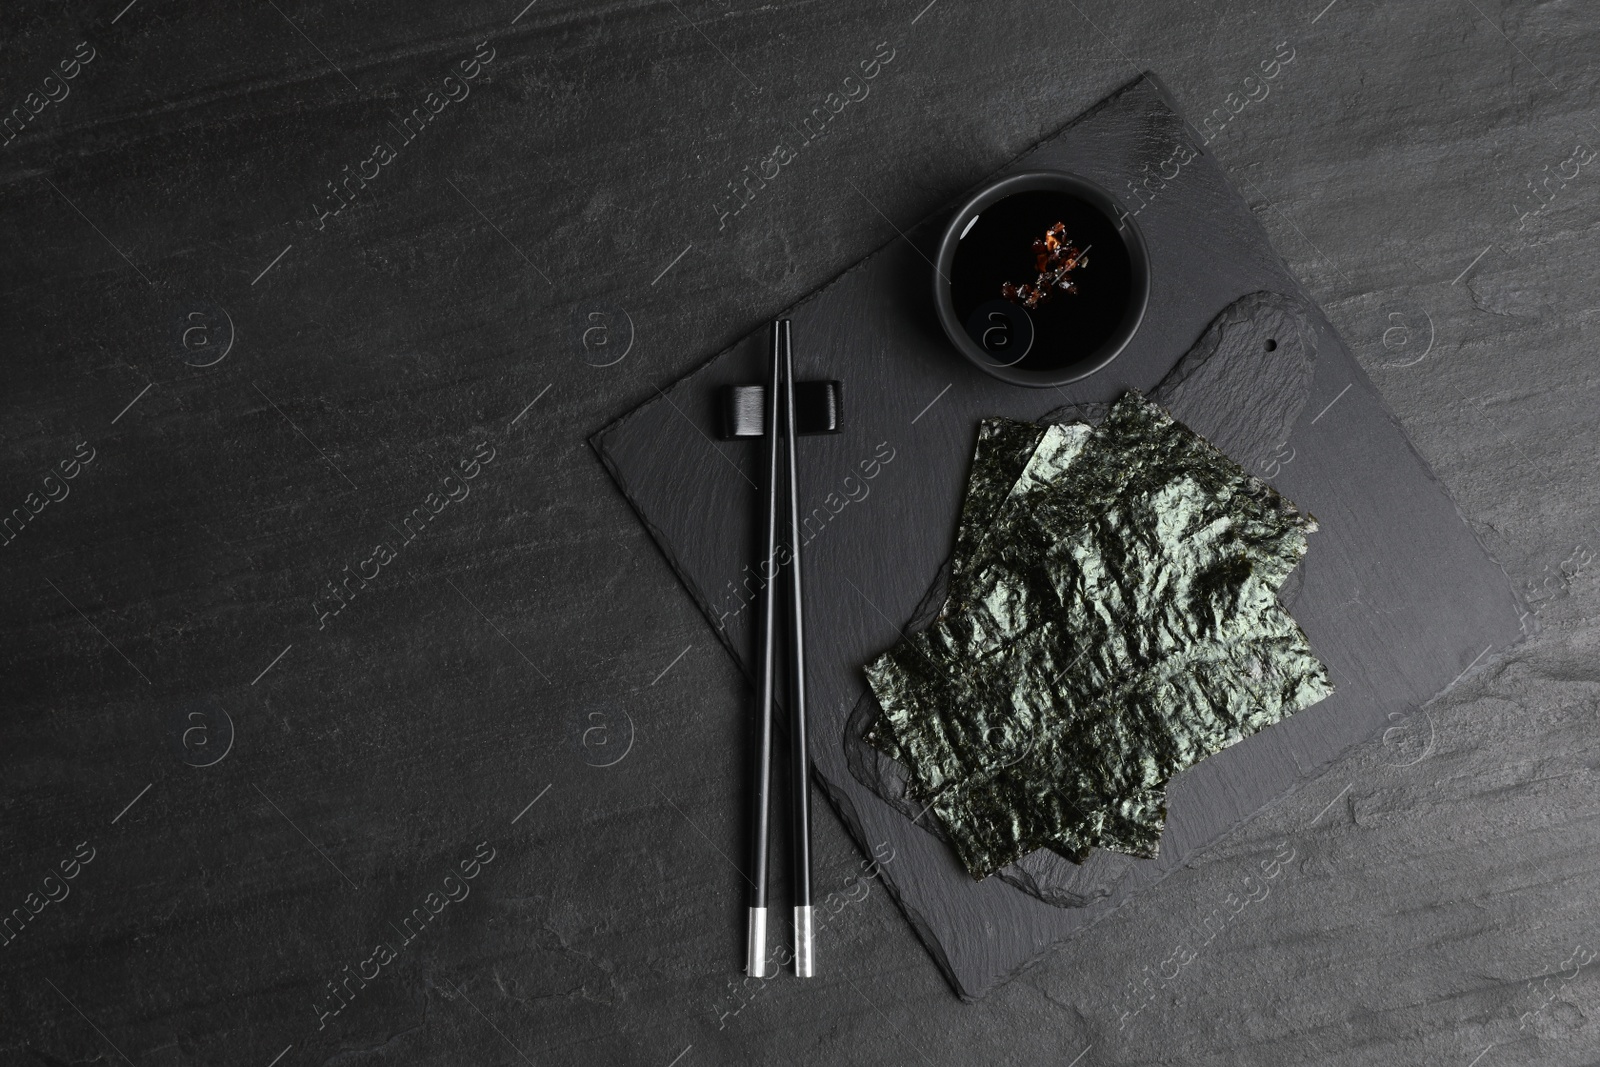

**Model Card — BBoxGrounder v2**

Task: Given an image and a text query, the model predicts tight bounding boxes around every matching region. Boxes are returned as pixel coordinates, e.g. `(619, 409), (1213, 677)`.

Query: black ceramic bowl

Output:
(934, 171), (1149, 387)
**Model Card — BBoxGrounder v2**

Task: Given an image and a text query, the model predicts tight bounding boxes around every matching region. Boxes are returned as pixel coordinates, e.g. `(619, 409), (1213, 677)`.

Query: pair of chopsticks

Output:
(746, 319), (815, 979)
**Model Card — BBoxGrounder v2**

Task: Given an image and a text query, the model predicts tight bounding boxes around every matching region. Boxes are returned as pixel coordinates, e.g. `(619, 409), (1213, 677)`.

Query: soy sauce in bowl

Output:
(935, 172), (1149, 388)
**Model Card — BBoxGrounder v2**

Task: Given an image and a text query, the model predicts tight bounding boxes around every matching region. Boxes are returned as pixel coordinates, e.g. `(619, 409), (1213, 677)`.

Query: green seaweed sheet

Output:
(864, 393), (1332, 879)
(864, 417), (1049, 762)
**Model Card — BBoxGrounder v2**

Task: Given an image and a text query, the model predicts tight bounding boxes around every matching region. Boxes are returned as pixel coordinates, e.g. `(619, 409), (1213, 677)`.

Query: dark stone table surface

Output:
(4, 2), (1599, 1065)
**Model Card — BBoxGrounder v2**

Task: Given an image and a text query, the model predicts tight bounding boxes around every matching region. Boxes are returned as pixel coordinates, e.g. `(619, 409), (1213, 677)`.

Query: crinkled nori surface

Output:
(864, 392), (1332, 879)
(863, 417), (1049, 761)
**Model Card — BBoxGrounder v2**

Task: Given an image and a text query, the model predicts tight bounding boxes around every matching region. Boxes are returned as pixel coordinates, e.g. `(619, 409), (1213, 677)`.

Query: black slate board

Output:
(592, 75), (1524, 1000)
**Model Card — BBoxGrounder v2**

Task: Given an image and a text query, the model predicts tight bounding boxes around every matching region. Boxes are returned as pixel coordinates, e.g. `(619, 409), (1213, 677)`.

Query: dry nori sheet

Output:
(863, 393), (1332, 878)
(870, 393), (1316, 791)
(950, 418), (1053, 588)
(864, 417), (1053, 761)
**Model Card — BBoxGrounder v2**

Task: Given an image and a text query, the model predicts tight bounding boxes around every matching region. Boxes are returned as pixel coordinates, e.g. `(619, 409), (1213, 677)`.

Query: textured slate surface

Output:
(594, 74), (1524, 999)
(7, 0), (1600, 1064)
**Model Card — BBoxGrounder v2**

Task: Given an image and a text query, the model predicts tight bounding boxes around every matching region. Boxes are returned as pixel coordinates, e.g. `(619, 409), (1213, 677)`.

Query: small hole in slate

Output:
(1264, 339), (1278, 352)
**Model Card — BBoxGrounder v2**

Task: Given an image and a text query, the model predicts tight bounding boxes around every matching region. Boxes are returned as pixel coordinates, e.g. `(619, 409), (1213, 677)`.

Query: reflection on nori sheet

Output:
(864, 393), (1333, 879)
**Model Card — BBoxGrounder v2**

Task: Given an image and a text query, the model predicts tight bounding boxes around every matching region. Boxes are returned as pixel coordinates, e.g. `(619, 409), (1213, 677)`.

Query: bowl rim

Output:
(932, 170), (1150, 388)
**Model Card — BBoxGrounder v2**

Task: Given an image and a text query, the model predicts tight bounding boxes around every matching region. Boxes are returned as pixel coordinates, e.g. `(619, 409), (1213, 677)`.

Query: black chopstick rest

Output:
(719, 380), (843, 439)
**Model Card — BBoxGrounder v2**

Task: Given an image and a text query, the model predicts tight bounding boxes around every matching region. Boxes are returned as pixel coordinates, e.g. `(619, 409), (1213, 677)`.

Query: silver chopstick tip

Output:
(794, 905), (815, 978)
(746, 907), (769, 977)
